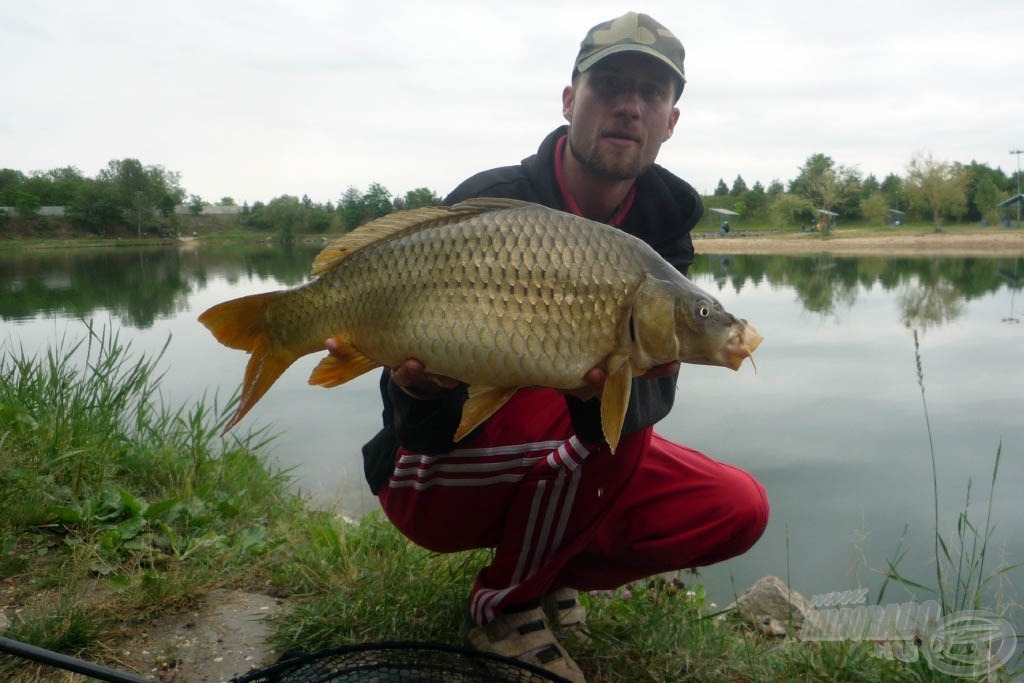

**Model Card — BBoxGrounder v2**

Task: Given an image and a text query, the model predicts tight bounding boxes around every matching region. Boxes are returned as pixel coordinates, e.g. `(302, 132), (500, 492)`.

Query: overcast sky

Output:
(3, 0), (1022, 205)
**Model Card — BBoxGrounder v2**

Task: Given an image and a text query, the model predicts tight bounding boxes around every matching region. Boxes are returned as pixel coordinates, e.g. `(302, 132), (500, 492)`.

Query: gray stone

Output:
(724, 575), (816, 637)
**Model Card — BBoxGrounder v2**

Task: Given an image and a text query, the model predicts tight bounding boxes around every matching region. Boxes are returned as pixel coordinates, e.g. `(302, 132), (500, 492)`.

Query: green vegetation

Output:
(2, 327), (1019, 681)
(706, 153), (1018, 232)
(0, 162), (443, 243)
(2, 149), (1020, 245)
(0, 161), (186, 238)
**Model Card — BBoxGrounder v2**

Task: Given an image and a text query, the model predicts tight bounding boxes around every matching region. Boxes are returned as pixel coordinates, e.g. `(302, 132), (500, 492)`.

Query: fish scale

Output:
(199, 197), (761, 451)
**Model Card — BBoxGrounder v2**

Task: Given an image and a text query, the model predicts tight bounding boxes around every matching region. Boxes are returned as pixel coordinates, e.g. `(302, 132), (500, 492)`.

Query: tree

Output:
(861, 174), (880, 197)
(790, 153), (843, 212)
(790, 153), (864, 220)
(738, 187), (767, 219)
(395, 187), (441, 210)
(963, 161), (1009, 222)
(219, 197), (236, 206)
(66, 179), (123, 235)
(769, 193), (814, 229)
(362, 182), (394, 220)
(972, 176), (1002, 225)
(13, 189), (42, 219)
(713, 179), (729, 196)
(98, 158), (185, 236)
(903, 153), (967, 231)
(31, 166), (86, 205)
(880, 173), (905, 211)
(729, 175), (748, 197)
(0, 168), (27, 205)
(188, 194), (205, 216)
(338, 186), (367, 231)
(861, 192), (889, 225)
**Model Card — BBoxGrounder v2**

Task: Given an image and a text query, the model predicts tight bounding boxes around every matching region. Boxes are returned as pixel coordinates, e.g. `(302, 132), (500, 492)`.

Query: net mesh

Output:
(230, 642), (570, 683)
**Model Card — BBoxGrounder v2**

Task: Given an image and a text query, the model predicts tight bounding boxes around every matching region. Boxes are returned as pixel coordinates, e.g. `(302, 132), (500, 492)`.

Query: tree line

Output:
(3, 152), (1020, 238)
(0, 160), (186, 237)
(240, 184), (442, 241)
(0, 160), (442, 239)
(707, 152), (1020, 231)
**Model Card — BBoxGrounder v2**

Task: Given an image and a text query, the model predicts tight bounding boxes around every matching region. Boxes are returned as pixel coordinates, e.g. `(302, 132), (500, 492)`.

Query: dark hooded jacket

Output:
(361, 125), (704, 493)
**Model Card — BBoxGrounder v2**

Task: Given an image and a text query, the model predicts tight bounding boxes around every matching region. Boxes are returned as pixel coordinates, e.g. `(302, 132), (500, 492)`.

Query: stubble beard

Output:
(568, 135), (649, 181)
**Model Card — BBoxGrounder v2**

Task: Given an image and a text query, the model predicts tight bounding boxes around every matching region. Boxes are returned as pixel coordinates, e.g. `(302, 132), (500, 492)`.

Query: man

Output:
(357, 12), (768, 682)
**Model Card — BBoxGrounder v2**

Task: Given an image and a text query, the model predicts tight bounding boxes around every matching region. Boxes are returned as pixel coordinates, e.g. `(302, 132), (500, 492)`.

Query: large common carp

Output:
(199, 198), (762, 451)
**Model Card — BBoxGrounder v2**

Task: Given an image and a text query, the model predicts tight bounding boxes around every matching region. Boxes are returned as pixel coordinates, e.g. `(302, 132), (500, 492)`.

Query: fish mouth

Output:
(724, 321), (763, 371)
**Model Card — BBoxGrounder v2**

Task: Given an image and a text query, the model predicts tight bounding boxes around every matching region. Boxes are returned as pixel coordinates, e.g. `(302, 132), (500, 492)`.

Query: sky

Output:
(3, 0), (1023, 205)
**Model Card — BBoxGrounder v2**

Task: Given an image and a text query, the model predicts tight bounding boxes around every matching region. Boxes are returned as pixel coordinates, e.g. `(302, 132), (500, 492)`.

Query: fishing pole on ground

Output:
(0, 635), (156, 683)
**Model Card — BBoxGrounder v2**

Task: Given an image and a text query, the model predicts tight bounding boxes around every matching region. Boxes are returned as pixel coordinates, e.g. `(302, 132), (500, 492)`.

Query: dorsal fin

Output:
(310, 198), (537, 277)
(448, 197), (534, 212)
(311, 205), (471, 276)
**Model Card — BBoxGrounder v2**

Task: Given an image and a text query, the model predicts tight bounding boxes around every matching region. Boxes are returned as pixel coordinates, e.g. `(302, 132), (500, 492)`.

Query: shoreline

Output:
(693, 229), (1024, 257)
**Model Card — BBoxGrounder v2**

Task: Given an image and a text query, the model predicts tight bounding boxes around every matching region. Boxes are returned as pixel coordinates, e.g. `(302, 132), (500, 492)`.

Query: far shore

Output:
(694, 228), (1024, 257)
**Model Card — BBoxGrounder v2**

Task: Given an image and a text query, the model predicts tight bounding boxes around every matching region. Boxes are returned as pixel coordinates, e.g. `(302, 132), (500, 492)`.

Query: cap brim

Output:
(575, 44), (685, 84)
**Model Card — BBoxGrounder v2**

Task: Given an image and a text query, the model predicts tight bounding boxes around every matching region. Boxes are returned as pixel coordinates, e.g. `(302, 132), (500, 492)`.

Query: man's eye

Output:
(595, 75), (619, 93)
(640, 84), (665, 101)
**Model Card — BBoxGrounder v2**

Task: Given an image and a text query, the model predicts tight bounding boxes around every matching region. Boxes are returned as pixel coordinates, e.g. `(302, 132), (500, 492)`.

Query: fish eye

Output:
(698, 304), (711, 318)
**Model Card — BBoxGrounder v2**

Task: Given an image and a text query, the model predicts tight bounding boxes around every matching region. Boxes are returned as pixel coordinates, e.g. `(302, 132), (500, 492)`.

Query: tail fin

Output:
(198, 292), (297, 432)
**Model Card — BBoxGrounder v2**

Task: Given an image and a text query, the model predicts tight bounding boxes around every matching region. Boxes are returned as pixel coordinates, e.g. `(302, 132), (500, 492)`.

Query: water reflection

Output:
(1000, 264), (1022, 324)
(690, 253), (1024, 326)
(4, 247), (1021, 329)
(0, 244), (321, 326)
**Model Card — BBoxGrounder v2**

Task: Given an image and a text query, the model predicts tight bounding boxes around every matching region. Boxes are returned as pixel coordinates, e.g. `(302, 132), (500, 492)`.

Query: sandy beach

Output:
(693, 229), (1024, 257)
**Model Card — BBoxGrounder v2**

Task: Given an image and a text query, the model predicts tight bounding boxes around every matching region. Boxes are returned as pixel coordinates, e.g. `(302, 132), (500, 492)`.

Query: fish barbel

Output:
(198, 198), (762, 451)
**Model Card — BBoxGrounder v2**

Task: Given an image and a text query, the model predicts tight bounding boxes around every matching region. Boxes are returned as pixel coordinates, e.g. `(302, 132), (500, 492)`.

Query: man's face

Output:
(563, 53), (681, 181)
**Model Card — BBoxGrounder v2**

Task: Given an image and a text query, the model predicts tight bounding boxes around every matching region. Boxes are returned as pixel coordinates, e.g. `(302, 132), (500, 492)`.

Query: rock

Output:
(724, 575), (816, 637)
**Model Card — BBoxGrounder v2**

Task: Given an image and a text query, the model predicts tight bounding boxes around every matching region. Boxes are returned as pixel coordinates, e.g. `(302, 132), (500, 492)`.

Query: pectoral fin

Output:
(308, 337), (381, 388)
(455, 386), (518, 442)
(600, 353), (634, 454)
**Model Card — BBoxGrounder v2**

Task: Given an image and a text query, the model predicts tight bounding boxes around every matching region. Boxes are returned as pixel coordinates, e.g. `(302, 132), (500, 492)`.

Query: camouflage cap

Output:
(574, 12), (686, 99)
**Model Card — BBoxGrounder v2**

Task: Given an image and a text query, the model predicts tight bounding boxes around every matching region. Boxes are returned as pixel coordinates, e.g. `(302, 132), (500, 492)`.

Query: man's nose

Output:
(611, 86), (643, 118)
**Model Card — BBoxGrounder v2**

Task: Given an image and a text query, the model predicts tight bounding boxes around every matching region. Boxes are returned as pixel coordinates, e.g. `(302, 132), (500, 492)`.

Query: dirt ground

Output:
(694, 228), (1024, 257)
(113, 590), (286, 682)
(0, 589), (285, 682)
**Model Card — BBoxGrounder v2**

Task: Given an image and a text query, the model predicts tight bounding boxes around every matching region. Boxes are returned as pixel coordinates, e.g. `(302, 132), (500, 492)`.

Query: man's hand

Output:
(389, 358), (460, 398)
(323, 339), (459, 399)
(563, 361), (680, 401)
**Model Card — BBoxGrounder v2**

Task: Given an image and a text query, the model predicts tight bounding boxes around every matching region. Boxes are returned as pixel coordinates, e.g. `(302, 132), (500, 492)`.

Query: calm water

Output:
(1, 243), (1022, 617)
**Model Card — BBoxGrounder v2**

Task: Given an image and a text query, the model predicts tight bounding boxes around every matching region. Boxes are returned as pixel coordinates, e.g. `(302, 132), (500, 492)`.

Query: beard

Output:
(567, 134), (651, 181)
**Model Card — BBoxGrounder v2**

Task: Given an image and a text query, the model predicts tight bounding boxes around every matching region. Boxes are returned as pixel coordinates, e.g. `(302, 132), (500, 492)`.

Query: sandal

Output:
(543, 588), (588, 643)
(464, 605), (586, 682)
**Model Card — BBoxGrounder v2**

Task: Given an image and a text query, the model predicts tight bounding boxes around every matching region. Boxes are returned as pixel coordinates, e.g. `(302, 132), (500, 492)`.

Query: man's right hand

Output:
(389, 358), (460, 399)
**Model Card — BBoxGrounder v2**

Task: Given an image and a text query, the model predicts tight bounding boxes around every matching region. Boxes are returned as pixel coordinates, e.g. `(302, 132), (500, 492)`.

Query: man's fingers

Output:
(390, 359), (459, 397)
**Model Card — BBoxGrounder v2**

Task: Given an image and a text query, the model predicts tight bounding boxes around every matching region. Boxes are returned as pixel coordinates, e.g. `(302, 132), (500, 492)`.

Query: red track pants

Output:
(378, 388), (768, 625)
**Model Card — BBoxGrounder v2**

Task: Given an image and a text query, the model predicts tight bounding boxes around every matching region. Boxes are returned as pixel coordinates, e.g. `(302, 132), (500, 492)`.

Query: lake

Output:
(1, 242), (1022, 618)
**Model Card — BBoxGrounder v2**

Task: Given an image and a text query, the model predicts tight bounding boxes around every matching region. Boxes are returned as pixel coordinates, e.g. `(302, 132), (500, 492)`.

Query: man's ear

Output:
(664, 107), (680, 141)
(562, 85), (575, 122)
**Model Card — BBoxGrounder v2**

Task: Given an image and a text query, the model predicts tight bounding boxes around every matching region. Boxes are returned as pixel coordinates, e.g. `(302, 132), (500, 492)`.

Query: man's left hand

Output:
(563, 361), (680, 401)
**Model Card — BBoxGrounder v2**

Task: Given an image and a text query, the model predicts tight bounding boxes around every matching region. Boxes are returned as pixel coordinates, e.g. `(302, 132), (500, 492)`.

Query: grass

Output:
(868, 332), (1023, 679)
(0, 329), (1020, 681)
(0, 325), (313, 679)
